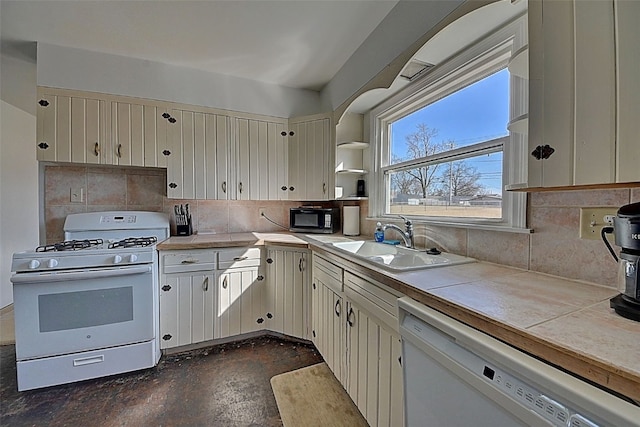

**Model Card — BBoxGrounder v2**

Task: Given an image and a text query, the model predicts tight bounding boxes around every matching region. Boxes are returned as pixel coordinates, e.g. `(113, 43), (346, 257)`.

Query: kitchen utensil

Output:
(602, 202), (640, 321)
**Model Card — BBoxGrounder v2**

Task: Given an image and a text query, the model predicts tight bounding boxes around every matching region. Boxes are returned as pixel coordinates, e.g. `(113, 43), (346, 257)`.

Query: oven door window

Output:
(39, 287), (134, 332)
(13, 265), (155, 360)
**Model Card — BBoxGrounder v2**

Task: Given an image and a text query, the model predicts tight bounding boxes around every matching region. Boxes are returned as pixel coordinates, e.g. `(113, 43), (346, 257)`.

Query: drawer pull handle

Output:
(223, 276), (228, 289)
(202, 277), (209, 292)
(347, 307), (355, 327)
(73, 355), (104, 367)
(94, 142), (100, 156)
(162, 284), (172, 292)
(181, 259), (198, 264)
(335, 300), (341, 317)
(298, 257), (303, 272)
(222, 181), (227, 193)
(233, 256), (248, 261)
(117, 143), (122, 158)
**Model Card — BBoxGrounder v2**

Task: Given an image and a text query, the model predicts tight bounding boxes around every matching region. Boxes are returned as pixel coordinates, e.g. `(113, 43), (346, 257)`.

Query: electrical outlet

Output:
(70, 188), (84, 203)
(259, 207), (266, 217)
(579, 207), (616, 240)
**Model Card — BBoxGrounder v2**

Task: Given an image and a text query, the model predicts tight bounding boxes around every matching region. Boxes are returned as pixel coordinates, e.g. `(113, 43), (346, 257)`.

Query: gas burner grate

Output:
(108, 237), (158, 249)
(36, 239), (104, 252)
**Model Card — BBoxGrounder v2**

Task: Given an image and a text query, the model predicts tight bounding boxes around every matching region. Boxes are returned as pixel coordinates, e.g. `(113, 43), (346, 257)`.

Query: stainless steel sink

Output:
(330, 240), (474, 272)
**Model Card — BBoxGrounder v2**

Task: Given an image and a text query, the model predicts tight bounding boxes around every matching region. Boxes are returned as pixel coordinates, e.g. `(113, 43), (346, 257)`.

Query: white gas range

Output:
(10, 211), (169, 391)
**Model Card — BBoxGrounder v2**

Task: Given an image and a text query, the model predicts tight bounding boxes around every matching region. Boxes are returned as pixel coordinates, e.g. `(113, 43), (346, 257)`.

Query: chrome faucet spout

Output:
(382, 220), (415, 249)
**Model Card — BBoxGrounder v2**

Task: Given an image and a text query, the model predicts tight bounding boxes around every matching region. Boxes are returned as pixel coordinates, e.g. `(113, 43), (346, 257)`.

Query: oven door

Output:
(12, 265), (154, 360)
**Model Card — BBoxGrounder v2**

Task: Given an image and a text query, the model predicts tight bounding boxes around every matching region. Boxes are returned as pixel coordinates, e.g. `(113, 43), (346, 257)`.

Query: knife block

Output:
(176, 218), (193, 236)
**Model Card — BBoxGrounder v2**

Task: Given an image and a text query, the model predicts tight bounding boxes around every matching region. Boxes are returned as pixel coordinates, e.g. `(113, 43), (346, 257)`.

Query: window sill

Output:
(366, 216), (533, 234)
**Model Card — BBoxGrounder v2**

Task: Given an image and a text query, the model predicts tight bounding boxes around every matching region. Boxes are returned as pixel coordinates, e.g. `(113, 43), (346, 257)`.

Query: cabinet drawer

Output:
(218, 247), (261, 269)
(344, 271), (399, 332)
(161, 250), (216, 274)
(313, 254), (343, 283)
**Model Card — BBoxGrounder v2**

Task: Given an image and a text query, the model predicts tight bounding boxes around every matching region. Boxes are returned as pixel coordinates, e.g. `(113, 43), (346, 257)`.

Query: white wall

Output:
(0, 100), (39, 308)
(321, 0), (464, 111)
(37, 43), (324, 118)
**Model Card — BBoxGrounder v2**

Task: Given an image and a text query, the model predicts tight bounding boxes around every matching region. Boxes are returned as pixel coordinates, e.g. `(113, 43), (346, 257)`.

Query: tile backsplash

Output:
(44, 164), (638, 288)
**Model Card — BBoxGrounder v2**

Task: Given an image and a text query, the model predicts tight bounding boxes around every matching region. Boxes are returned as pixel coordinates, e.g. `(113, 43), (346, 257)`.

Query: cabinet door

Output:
(159, 272), (215, 349)
(268, 122), (289, 200)
(288, 115), (333, 200)
(166, 109), (184, 198)
(36, 94), (71, 162)
(216, 268), (263, 338)
(70, 97), (107, 164)
(615, 0), (640, 183)
(111, 101), (145, 167)
(265, 248), (310, 339)
(346, 300), (403, 427)
(202, 113), (230, 200)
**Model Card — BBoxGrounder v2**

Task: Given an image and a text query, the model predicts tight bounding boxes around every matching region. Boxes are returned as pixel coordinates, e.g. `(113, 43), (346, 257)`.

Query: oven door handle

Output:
(11, 265), (152, 284)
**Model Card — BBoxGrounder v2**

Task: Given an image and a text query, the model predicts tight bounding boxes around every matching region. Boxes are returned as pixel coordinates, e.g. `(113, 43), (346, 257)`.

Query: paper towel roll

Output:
(343, 206), (360, 236)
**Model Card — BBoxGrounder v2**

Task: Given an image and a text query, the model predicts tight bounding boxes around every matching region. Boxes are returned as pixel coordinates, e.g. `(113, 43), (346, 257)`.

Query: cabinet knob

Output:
(94, 142), (100, 156)
(37, 142), (49, 150)
(162, 149), (171, 156)
(169, 182), (178, 189)
(266, 258), (273, 264)
(161, 284), (172, 292)
(289, 131), (295, 136)
(281, 131), (287, 137)
(162, 112), (171, 119)
(266, 312), (273, 319)
(257, 275), (264, 281)
(289, 186), (294, 191)
(281, 186), (287, 191)
(162, 334), (172, 341)
(168, 117), (177, 124)
(38, 99), (50, 107)
(257, 318), (264, 324)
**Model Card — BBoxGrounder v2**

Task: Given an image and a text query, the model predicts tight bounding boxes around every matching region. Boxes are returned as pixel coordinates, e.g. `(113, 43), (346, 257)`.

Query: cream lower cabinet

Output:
(311, 254), (404, 427)
(265, 246), (310, 339)
(216, 247), (264, 339)
(159, 250), (217, 350)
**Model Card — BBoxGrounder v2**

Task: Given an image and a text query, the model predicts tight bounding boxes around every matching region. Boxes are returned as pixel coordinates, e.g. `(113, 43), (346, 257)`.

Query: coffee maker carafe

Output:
(603, 202), (640, 321)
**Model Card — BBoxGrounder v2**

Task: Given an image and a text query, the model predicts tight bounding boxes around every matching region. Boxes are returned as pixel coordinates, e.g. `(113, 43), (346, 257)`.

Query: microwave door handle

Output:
(10, 265), (152, 284)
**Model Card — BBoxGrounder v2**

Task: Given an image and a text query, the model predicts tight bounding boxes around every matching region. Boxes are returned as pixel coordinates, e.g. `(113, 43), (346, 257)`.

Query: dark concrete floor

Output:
(0, 336), (323, 427)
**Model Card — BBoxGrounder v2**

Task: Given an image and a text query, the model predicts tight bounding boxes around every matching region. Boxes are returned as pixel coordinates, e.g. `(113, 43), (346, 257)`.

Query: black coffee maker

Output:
(603, 202), (640, 321)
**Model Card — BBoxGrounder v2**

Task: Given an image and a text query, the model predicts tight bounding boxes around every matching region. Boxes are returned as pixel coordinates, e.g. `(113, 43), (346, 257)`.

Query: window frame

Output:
(369, 15), (528, 231)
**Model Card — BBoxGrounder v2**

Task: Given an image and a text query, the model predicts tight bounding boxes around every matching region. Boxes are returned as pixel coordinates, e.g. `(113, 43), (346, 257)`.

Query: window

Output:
(370, 14), (528, 230)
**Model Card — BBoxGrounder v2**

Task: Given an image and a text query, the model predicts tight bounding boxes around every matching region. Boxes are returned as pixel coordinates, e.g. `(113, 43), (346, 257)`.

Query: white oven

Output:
(10, 211), (169, 391)
(12, 264), (154, 360)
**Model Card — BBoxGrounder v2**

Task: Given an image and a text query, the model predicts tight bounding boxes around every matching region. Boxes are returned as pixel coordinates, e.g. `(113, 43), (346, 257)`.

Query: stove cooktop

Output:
(34, 237), (158, 252)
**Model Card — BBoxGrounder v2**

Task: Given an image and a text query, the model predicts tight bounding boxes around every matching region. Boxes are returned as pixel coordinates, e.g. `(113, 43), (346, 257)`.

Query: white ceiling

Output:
(0, 0), (398, 91)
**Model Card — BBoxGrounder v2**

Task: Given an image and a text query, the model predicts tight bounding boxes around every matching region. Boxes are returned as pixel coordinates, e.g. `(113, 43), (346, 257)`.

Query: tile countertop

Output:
(156, 232), (640, 402)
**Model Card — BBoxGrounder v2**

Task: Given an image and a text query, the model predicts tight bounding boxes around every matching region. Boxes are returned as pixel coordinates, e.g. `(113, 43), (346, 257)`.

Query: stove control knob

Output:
(113, 255), (123, 264)
(129, 254), (138, 263)
(29, 260), (41, 269)
(47, 259), (58, 268)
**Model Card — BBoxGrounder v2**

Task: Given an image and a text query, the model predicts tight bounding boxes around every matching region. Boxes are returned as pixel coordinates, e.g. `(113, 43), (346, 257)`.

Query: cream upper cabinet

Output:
(527, 0), (639, 189)
(289, 113), (334, 200)
(614, 0), (640, 183)
(111, 101), (146, 167)
(232, 116), (289, 201)
(36, 91), (109, 164)
(163, 109), (231, 199)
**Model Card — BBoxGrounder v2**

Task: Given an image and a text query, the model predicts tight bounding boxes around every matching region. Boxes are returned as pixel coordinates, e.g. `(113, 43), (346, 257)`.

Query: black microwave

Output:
(289, 207), (340, 234)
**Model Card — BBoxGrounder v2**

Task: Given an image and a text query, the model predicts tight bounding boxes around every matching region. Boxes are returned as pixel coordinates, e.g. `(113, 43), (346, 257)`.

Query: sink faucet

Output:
(382, 216), (414, 249)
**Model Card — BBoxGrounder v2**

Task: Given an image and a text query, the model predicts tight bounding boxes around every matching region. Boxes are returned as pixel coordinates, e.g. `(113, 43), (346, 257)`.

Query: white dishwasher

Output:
(398, 296), (640, 427)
